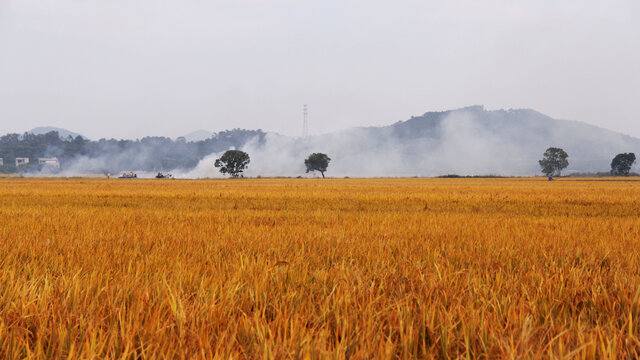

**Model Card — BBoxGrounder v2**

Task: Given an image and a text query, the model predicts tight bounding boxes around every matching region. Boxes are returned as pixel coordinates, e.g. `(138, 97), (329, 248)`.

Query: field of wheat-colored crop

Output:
(1, 177), (639, 359)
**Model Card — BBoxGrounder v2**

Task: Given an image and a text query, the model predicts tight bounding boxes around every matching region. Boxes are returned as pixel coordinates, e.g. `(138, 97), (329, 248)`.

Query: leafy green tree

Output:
(539, 147), (569, 176)
(304, 153), (331, 178)
(215, 150), (250, 177)
(610, 153), (636, 176)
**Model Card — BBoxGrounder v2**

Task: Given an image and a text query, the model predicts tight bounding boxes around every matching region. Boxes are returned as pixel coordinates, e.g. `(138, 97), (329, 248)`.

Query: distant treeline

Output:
(0, 130), (265, 173)
(566, 171), (640, 177)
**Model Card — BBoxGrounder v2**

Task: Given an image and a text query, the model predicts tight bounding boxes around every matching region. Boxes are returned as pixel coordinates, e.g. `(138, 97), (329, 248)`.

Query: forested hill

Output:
(0, 129), (265, 173)
(239, 106), (640, 177)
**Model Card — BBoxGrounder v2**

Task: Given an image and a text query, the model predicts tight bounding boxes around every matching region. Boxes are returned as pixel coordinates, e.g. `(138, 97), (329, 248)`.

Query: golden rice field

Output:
(1, 177), (640, 359)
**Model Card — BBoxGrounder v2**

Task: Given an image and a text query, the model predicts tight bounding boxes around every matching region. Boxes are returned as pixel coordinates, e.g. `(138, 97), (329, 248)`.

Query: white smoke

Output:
(177, 153), (225, 179)
(180, 107), (640, 178)
(31, 107), (640, 178)
(178, 109), (534, 178)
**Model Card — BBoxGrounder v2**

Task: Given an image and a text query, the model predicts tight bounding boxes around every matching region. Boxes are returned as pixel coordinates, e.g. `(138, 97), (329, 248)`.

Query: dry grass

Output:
(1, 177), (639, 359)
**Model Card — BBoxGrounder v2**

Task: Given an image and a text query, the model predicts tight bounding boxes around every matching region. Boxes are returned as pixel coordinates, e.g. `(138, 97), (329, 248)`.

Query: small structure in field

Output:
(38, 158), (61, 168)
(15, 157), (29, 167)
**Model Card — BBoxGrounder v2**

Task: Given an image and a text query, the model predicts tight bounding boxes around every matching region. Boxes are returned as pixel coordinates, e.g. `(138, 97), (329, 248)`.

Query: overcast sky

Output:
(0, 0), (638, 139)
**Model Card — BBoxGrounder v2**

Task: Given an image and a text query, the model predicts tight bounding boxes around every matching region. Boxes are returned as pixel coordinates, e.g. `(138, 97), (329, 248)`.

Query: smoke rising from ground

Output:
(22, 107), (639, 178)
(178, 107), (640, 178)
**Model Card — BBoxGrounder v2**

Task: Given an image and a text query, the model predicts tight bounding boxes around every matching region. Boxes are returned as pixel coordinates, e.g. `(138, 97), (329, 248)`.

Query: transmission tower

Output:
(302, 104), (308, 138)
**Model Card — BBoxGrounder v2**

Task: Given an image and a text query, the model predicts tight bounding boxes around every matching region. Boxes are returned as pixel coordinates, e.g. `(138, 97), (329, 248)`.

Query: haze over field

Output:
(4, 106), (636, 177)
(184, 106), (640, 178)
(1, 1), (639, 177)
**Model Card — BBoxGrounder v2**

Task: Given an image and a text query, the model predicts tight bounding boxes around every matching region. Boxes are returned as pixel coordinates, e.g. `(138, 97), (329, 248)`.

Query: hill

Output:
(29, 127), (84, 139)
(237, 106), (640, 177)
(383, 106), (640, 174)
(181, 130), (214, 142)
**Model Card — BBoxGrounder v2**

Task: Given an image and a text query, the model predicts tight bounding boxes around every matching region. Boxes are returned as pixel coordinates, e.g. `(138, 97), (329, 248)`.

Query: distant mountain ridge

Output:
(381, 105), (640, 173)
(181, 130), (214, 142)
(29, 127), (83, 139)
(238, 105), (640, 176)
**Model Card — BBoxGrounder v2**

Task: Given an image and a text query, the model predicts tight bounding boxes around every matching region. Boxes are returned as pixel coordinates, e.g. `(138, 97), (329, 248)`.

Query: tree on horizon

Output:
(304, 153), (331, 178)
(215, 150), (250, 178)
(611, 153), (636, 176)
(539, 147), (569, 176)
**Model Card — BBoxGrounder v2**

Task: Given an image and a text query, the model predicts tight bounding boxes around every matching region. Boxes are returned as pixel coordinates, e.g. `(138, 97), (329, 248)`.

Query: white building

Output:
(15, 157), (29, 166)
(38, 158), (60, 168)
(0, 158), (3, 166)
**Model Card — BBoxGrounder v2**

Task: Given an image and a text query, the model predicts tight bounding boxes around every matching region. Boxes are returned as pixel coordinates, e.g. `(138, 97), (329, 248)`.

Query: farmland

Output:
(1, 178), (639, 358)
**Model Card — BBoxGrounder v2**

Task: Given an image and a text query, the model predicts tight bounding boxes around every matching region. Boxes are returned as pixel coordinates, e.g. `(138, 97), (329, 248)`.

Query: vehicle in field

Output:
(155, 172), (173, 179)
(118, 171), (137, 179)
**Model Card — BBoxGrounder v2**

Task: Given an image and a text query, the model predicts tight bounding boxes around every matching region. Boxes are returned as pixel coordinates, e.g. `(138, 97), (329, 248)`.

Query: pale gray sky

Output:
(0, 0), (638, 139)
